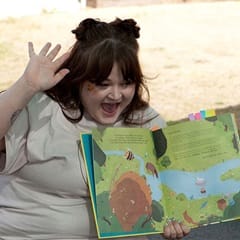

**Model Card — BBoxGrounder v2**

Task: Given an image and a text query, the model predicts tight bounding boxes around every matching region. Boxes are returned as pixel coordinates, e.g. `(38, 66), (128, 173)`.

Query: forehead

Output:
(96, 62), (125, 82)
(86, 45), (139, 84)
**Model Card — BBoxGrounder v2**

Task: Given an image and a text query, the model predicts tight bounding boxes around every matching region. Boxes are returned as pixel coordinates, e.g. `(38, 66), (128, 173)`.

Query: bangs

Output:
(116, 48), (142, 84)
(84, 39), (141, 84)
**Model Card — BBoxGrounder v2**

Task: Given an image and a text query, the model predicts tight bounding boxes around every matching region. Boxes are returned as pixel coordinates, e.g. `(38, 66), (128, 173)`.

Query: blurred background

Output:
(0, 0), (240, 121)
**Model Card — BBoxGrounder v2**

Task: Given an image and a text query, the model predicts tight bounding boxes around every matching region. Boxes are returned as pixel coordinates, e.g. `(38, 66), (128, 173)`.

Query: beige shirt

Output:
(0, 93), (166, 239)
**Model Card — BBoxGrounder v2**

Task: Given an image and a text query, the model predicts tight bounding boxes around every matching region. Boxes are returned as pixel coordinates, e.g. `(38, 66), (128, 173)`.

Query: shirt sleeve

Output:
(0, 107), (29, 175)
(141, 106), (167, 129)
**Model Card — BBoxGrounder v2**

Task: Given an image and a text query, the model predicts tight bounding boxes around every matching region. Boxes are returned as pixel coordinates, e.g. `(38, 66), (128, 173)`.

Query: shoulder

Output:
(27, 92), (59, 116)
(131, 106), (166, 129)
(7, 92), (58, 134)
(28, 92), (55, 108)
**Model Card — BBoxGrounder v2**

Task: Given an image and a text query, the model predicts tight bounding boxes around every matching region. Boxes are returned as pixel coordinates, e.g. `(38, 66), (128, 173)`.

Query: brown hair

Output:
(45, 18), (150, 124)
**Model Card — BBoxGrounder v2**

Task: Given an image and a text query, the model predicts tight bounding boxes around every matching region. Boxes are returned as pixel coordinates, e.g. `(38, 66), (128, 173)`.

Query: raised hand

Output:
(21, 42), (70, 93)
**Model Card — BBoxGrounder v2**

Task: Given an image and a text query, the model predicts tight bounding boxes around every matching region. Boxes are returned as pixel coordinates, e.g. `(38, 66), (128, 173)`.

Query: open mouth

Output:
(101, 103), (120, 115)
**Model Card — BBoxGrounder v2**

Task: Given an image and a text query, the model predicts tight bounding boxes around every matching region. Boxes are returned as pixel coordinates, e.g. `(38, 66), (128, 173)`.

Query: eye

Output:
(121, 83), (128, 88)
(121, 79), (133, 87)
(96, 82), (109, 88)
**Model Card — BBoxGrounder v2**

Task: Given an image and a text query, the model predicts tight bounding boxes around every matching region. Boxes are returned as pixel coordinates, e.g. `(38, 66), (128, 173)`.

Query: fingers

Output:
(28, 41), (70, 69)
(28, 42), (66, 61)
(39, 42), (52, 56)
(52, 51), (71, 83)
(180, 221), (190, 236)
(162, 219), (190, 240)
(28, 42), (52, 58)
(53, 52), (70, 71)
(28, 42), (34, 58)
(46, 44), (61, 60)
(40, 42), (61, 61)
(51, 51), (70, 83)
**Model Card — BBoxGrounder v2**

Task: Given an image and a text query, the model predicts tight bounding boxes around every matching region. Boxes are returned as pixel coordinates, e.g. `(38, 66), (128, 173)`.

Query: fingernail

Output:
(166, 218), (171, 224)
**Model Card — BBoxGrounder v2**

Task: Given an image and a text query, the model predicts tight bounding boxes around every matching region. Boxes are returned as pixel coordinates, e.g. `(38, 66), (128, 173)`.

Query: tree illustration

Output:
(161, 155), (171, 168)
(151, 200), (164, 222)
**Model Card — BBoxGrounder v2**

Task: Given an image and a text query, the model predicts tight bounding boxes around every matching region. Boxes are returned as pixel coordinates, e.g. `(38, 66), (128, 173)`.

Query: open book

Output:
(80, 112), (240, 239)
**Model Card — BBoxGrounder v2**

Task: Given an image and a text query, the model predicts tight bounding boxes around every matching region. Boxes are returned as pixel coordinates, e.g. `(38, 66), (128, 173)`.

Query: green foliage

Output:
(160, 155), (171, 168)
(224, 191), (240, 219)
(176, 193), (187, 201)
(151, 200), (164, 222)
(132, 215), (155, 232)
(199, 215), (223, 225)
(233, 191), (240, 202)
(97, 191), (122, 233)
(97, 191), (111, 216)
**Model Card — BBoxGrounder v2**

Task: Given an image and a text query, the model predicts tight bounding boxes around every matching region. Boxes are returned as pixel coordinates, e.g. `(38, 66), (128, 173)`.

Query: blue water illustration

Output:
(105, 150), (240, 201)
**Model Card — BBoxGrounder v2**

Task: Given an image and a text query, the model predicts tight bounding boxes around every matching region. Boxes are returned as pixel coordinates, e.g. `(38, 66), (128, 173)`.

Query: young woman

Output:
(0, 18), (190, 239)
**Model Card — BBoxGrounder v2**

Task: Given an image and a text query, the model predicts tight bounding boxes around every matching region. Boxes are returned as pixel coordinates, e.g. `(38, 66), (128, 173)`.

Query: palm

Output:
(23, 42), (70, 92)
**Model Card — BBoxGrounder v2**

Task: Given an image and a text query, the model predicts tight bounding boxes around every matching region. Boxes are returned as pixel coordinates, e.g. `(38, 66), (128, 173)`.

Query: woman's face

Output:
(80, 62), (136, 125)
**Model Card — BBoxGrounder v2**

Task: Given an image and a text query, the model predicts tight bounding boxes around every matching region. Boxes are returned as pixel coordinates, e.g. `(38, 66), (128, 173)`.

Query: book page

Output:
(165, 116), (238, 163)
(92, 127), (164, 238)
(83, 113), (240, 239)
(158, 113), (240, 229)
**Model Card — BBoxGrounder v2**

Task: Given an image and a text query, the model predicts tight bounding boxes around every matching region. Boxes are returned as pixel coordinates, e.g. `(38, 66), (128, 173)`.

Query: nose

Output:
(108, 86), (122, 100)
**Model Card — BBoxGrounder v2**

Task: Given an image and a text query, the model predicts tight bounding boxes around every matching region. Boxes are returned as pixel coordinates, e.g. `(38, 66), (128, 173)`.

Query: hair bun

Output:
(81, 18), (100, 28)
(71, 18), (102, 41)
(112, 18), (140, 39)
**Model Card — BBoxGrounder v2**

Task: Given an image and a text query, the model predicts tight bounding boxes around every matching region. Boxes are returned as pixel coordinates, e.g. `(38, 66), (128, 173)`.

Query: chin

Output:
(98, 119), (118, 125)
(98, 115), (120, 125)
(94, 110), (122, 125)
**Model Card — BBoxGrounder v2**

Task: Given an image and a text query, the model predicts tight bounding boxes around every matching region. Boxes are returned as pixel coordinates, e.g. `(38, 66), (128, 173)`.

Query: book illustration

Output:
(82, 113), (240, 238)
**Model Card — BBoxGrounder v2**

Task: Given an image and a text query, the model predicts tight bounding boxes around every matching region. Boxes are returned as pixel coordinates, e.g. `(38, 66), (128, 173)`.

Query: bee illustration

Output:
(200, 187), (206, 194)
(124, 150), (134, 161)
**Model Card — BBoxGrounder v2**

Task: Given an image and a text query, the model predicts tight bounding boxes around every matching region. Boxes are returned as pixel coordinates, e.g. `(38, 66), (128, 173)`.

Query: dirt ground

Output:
(1, 1), (240, 121)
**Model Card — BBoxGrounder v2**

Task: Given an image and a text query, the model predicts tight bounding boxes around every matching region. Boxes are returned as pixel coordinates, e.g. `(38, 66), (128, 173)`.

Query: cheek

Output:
(83, 84), (100, 98)
(84, 88), (106, 103)
(125, 85), (136, 98)
(80, 86), (97, 107)
(87, 83), (95, 92)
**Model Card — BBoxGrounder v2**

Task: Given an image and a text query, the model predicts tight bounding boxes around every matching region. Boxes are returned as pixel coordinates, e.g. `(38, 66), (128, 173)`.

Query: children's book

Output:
(80, 112), (240, 239)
